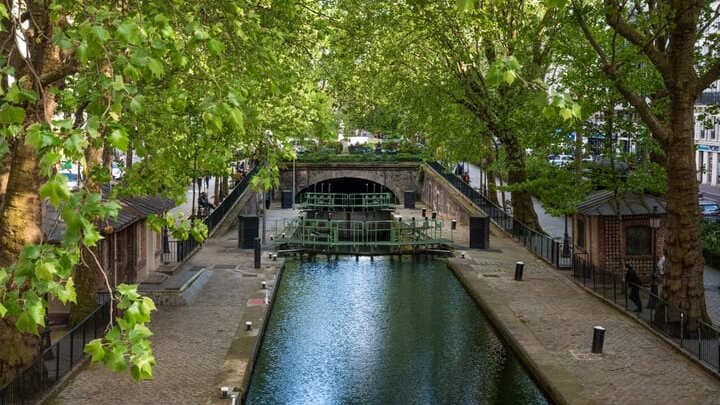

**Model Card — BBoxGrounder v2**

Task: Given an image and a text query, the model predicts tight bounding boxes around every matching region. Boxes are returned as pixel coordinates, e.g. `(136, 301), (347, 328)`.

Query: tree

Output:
(571, 0), (720, 324)
(0, 0), (333, 385)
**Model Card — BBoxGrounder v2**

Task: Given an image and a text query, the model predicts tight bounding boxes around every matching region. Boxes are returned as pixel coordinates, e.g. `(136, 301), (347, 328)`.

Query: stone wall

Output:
(420, 165), (485, 225)
(279, 162), (421, 205)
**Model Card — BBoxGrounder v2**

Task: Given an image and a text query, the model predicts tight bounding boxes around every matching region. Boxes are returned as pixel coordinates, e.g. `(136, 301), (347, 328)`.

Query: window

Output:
(626, 226), (652, 256)
(577, 218), (586, 248)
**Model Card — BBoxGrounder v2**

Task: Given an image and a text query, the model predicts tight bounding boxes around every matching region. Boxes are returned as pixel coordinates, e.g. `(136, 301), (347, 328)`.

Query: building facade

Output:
(695, 80), (720, 185)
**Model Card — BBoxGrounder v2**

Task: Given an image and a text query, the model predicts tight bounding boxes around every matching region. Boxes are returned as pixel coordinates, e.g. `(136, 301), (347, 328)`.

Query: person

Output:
(198, 192), (215, 211)
(625, 264), (642, 312)
(205, 175), (211, 189)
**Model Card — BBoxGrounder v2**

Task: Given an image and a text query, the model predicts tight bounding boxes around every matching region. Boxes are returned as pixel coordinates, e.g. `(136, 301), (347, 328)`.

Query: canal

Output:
(246, 257), (550, 404)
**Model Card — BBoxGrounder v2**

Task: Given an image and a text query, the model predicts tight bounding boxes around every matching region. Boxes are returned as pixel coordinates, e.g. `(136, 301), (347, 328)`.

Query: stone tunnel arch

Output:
(297, 177), (398, 203)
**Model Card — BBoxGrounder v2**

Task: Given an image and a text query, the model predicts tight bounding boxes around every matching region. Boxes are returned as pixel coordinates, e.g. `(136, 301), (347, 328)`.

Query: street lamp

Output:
(648, 205), (661, 309)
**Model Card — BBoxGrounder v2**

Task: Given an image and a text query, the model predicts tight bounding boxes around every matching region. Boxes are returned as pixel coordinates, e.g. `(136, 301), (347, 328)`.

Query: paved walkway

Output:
(464, 162), (570, 239)
(449, 223), (720, 404)
(48, 230), (279, 405)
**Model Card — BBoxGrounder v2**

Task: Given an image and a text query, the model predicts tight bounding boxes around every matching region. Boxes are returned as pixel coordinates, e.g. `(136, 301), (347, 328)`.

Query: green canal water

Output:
(246, 257), (550, 404)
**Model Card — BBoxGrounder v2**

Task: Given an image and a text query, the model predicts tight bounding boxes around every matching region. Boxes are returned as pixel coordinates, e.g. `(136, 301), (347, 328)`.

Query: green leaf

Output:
(503, 70), (516, 85)
(16, 311), (38, 334)
(0, 302), (7, 318)
(27, 299), (45, 327)
(36, 262), (57, 281)
(92, 26), (111, 44)
(129, 324), (153, 342)
(117, 283), (140, 301)
(40, 175), (72, 207)
(208, 39), (225, 55)
(63, 133), (86, 157)
(58, 277), (77, 304)
(104, 346), (128, 372)
(129, 96), (145, 114)
(117, 20), (143, 45)
(140, 296), (156, 314)
(84, 339), (106, 362)
(0, 104), (25, 125)
(146, 58), (164, 78)
(5, 84), (21, 103)
(559, 108), (573, 121)
(109, 128), (129, 150)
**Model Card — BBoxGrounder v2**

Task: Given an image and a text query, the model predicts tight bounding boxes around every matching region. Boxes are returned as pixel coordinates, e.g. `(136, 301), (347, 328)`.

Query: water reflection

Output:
(247, 256), (549, 404)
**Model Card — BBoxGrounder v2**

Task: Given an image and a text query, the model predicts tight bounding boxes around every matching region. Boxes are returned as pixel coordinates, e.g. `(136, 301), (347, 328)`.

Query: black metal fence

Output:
(162, 166), (258, 264)
(427, 162), (568, 268)
(572, 256), (720, 372)
(0, 301), (111, 405)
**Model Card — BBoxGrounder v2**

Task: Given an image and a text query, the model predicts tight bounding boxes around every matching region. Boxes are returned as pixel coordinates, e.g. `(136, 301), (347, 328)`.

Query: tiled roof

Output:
(42, 191), (175, 242)
(577, 190), (666, 216)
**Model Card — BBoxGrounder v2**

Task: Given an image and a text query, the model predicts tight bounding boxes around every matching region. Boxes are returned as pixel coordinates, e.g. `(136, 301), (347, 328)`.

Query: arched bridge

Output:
(278, 162), (421, 205)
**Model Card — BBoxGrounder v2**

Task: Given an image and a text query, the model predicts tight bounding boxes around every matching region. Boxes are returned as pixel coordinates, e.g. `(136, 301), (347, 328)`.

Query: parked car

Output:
(549, 155), (574, 167)
(700, 199), (720, 218)
(111, 162), (124, 180)
(61, 171), (80, 191)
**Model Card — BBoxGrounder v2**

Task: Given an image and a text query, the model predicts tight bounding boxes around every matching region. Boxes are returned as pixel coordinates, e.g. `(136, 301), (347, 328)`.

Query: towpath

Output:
(47, 216), (282, 405)
(449, 219), (720, 404)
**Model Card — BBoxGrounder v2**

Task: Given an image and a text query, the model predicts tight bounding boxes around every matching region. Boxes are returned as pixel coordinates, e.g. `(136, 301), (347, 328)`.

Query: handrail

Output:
(426, 162), (565, 268)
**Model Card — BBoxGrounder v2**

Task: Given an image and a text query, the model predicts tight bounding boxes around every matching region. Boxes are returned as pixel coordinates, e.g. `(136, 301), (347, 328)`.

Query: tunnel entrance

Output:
(297, 177), (396, 203)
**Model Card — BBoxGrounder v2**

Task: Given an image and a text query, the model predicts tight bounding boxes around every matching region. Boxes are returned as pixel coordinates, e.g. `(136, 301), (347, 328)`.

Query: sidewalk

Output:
(448, 221), (720, 404)
(463, 162), (569, 239)
(48, 227), (281, 404)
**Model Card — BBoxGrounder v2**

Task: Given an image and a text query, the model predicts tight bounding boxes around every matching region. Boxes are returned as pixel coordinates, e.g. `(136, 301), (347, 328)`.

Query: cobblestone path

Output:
(456, 230), (720, 404)
(49, 236), (274, 405)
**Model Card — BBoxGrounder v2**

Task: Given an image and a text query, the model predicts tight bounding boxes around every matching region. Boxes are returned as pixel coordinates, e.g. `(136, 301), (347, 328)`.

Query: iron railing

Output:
(427, 162), (567, 268)
(162, 166), (258, 264)
(301, 192), (395, 210)
(0, 300), (111, 404)
(572, 256), (720, 373)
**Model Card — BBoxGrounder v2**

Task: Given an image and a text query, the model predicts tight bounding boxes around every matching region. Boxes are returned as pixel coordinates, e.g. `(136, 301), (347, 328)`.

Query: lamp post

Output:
(261, 129), (273, 244)
(648, 206), (661, 309)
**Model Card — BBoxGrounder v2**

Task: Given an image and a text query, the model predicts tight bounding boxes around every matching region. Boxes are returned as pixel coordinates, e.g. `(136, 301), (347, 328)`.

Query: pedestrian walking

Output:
(625, 264), (642, 312)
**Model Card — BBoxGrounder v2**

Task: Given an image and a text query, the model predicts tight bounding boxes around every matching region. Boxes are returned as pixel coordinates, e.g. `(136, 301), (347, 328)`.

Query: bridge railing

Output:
(302, 192), (395, 209)
(427, 162), (564, 268)
(272, 217), (449, 250)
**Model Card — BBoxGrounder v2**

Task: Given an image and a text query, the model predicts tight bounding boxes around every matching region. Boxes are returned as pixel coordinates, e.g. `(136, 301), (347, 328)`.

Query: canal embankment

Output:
(448, 230), (720, 404)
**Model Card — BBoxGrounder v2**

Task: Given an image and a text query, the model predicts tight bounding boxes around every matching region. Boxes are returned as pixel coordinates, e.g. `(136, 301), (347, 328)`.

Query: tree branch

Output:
(604, 0), (671, 79)
(697, 59), (720, 97)
(574, 2), (669, 142)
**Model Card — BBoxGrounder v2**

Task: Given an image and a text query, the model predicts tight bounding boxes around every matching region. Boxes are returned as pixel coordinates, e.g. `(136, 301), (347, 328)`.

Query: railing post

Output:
(624, 280), (629, 310)
(69, 330), (74, 369)
(699, 323), (702, 356)
(55, 342), (60, 381)
(680, 312), (685, 346)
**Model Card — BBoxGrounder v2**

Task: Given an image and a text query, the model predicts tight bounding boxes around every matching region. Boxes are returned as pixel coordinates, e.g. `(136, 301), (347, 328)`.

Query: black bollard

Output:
(514, 261), (524, 281)
(422, 208), (427, 218)
(254, 237), (261, 269)
(591, 326), (606, 354)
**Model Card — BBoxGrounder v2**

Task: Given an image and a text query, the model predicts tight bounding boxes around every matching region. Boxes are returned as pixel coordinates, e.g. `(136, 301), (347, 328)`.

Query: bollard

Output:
(514, 261), (524, 281)
(261, 281), (267, 289)
(451, 220), (457, 230)
(422, 208), (427, 218)
(245, 321), (253, 331)
(591, 326), (606, 354)
(431, 211), (437, 220)
(254, 237), (261, 269)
